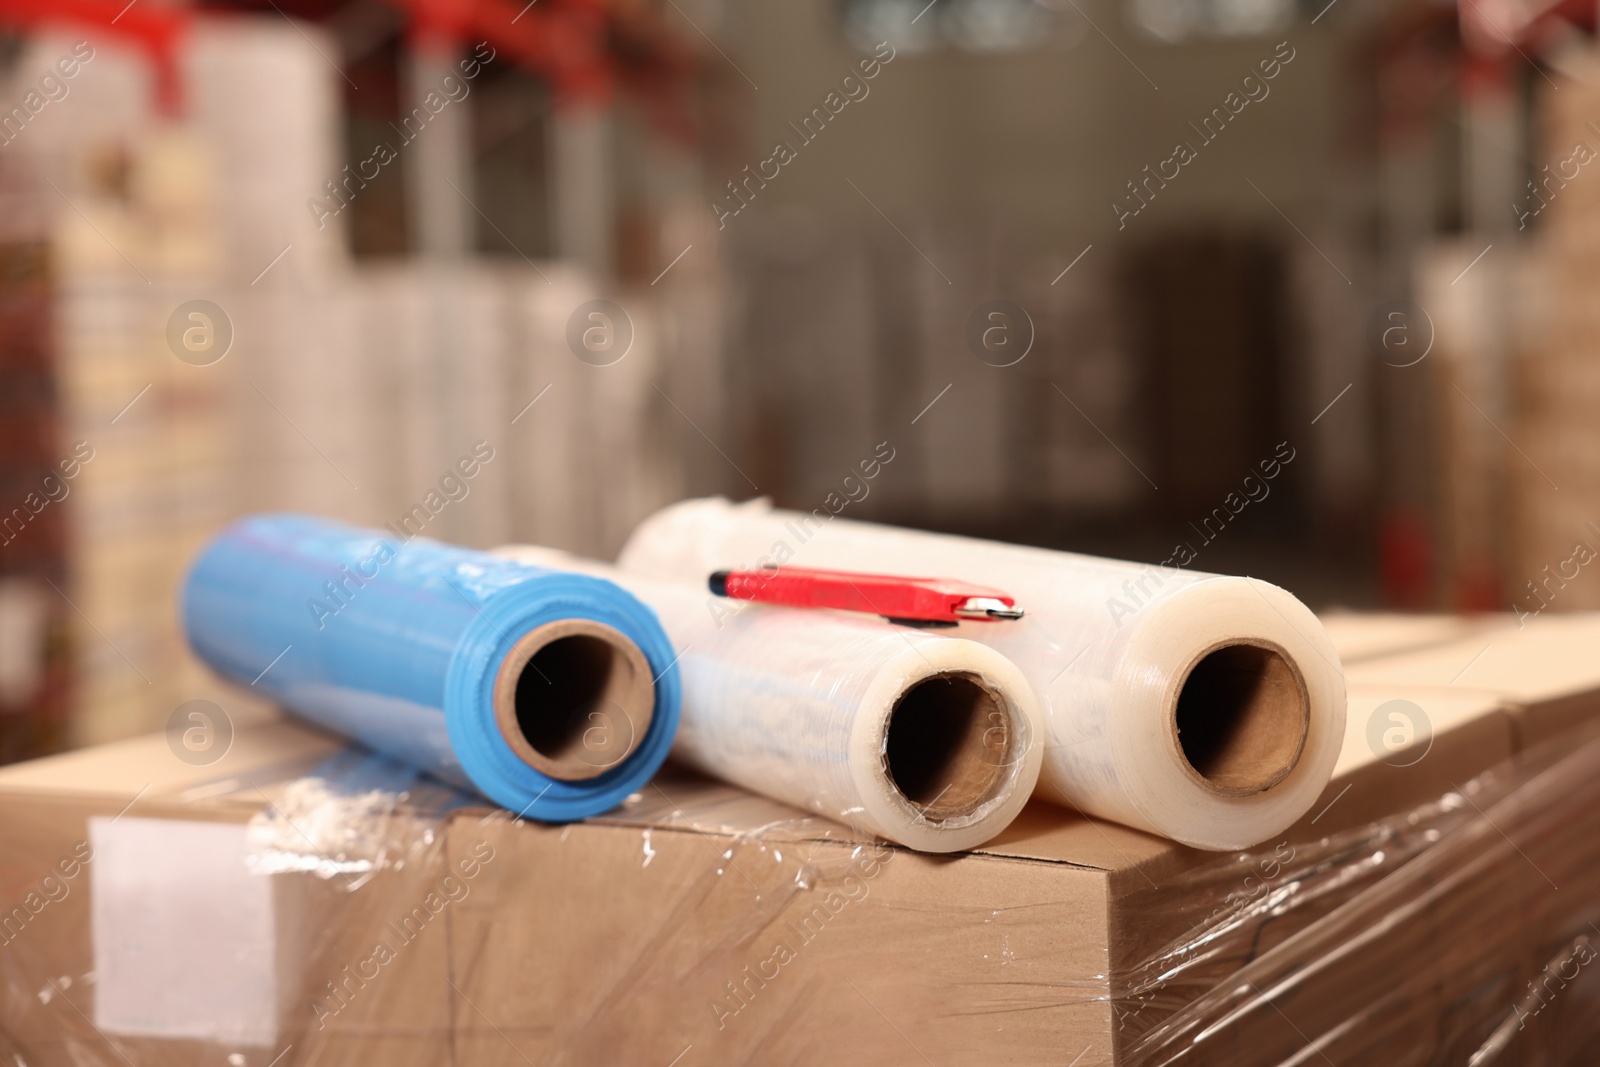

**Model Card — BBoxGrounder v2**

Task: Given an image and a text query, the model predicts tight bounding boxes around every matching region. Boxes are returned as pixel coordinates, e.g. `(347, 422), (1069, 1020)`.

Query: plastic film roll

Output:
(496, 545), (1045, 853)
(617, 498), (1346, 851)
(182, 514), (680, 819)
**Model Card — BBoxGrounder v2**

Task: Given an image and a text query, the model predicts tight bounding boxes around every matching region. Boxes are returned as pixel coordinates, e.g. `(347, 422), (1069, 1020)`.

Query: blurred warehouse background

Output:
(0, 0), (1596, 760)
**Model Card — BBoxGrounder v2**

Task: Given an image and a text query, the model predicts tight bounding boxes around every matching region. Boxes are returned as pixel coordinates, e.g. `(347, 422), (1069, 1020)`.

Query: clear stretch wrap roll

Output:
(496, 545), (1045, 853)
(617, 498), (1347, 851)
(182, 515), (681, 820)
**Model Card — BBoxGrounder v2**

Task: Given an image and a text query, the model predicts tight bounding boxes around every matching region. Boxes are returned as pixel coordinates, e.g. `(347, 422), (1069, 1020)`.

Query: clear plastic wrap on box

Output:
(0, 718), (1598, 1065)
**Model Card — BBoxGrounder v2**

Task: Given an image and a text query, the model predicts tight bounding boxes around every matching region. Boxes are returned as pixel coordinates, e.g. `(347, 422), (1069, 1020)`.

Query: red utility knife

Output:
(708, 566), (1024, 627)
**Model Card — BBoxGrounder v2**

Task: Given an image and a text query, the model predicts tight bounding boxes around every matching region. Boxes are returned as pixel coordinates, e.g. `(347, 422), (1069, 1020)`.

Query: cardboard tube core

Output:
(493, 620), (655, 782)
(884, 672), (1014, 822)
(1171, 640), (1309, 797)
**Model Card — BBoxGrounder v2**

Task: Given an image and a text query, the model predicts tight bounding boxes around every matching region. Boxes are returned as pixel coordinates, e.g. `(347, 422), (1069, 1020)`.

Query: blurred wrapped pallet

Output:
(1512, 42), (1600, 612)
(503, 262), (689, 557)
(589, 289), (682, 558)
(391, 262), (514, 548)
(0, 233), (72, 764)
(506, 264), (603, 553)
(1412, 239), (1518, 611)
(0, 82), (72, 763)
(227, 279), (370, 526)
(185, 17), (347, 285)
(31, 72), (240, 747)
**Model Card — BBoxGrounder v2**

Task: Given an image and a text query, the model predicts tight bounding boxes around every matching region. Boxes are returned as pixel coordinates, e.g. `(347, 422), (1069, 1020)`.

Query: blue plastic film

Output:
(181, 514), (681, 820)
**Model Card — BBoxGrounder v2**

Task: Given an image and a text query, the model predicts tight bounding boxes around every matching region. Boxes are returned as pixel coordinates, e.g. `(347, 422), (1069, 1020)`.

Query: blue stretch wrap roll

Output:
(181, 514), (681, 819)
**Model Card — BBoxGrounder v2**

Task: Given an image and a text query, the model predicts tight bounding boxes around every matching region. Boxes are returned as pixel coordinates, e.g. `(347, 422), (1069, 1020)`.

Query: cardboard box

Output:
(1293, 685), (1515, 835)
(0, 713), (1535, 1066)
(4, 615), (1600, 1064)
(1317, 610), (1514, 665)
(1343, 613), (1600, 746)
(0, 720), (1148, 1065)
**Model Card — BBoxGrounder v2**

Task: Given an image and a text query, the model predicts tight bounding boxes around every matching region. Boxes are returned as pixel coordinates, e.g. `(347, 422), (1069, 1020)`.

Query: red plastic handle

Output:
(708, 566), (1022, 625)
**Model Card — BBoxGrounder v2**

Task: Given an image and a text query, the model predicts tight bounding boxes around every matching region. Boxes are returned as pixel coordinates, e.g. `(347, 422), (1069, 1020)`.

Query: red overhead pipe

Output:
(1456, 0), (1596, 92)
(0, 0), (699, 139)
(380, 0), (697, 138)
(390, 0), (611, 102)
(1458, 0), (1595, 55)
(0, 0), (189, 113)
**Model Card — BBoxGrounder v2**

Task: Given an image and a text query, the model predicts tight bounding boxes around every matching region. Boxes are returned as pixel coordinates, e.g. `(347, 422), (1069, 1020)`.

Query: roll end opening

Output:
(493, 621), (656, 782)
(883, 672), (1019, 822)
(1172, 641), (1309, 797)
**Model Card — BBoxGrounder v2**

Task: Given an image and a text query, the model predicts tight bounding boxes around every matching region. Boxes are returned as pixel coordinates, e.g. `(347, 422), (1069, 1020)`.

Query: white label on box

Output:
(90, 816), (277, 1045)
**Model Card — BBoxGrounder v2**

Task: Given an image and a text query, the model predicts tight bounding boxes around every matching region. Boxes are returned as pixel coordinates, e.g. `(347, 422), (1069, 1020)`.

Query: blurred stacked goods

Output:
(50, 126), (240, 748)
(0, 232), (71, 762)
(0, 57), (79, 758)
(0, 31), (275, 752)
(0, 17), (716, 756)
(1411, 237), (1518, 612)
(1511, 43), (1600, 613)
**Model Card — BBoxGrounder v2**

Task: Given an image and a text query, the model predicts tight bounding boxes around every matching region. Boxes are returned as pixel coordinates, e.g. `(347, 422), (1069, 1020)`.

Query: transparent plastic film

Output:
(0, 746), (494, 1063)
(3, 719), (1600, 1064)
(617, 497), (1346, 850)
(1105, 724), (1600, 1066)
(496, 545), (1045, 852)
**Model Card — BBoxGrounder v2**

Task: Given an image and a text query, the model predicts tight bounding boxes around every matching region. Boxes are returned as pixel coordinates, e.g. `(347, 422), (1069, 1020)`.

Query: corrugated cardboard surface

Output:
(1343, 613), (1600, 745)
(458, 803), (1113, 1066)
(1318, 610), (1513, 664)
(1292, 686), (1514, 836)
